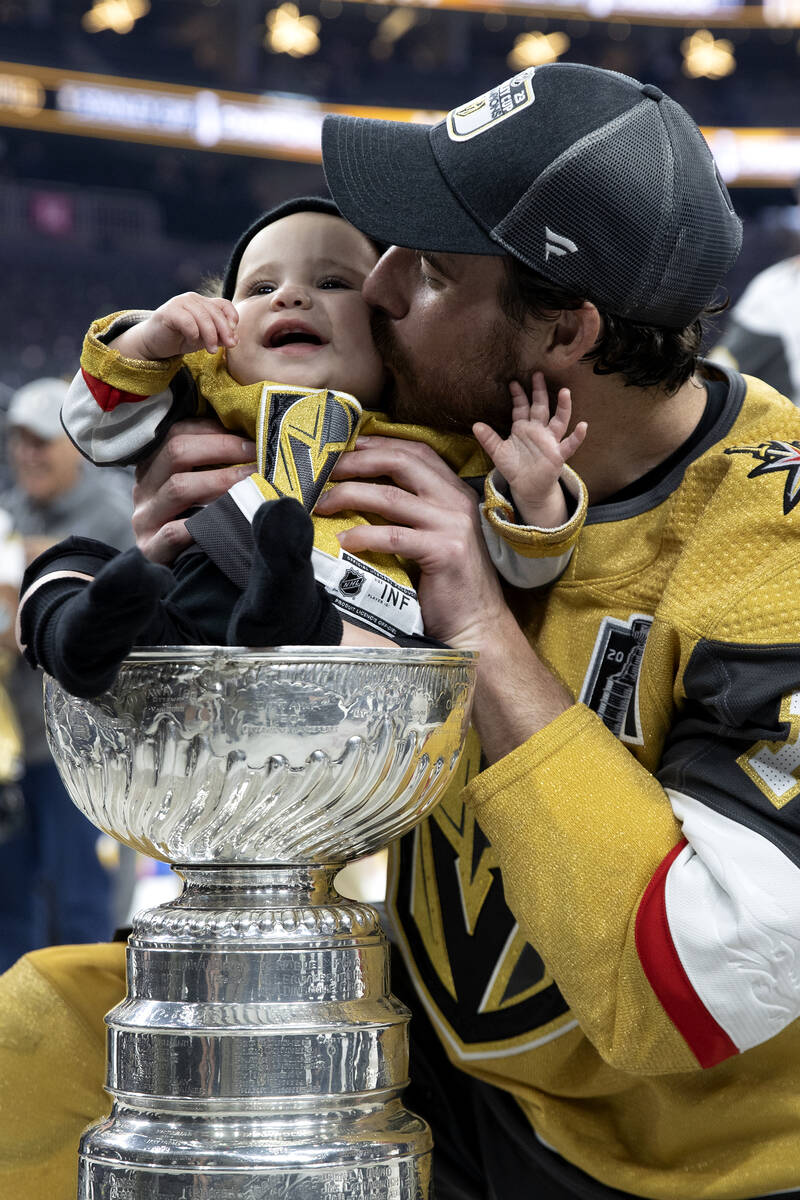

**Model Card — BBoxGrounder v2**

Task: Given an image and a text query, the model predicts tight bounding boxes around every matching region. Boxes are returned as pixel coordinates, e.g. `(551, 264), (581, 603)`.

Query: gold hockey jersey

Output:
(388, 366), (800, 1198)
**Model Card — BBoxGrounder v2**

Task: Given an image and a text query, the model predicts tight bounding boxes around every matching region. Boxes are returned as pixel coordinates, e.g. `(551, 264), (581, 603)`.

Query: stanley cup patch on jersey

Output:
(447, 69), (536, 141)
(579, 613), (653, 745)
(255, 384), (362, 512)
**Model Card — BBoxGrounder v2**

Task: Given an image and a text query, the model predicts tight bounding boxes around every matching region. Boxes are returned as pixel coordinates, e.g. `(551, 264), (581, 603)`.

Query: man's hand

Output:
(318, 436), (506, 648)
(132, 419), (256, 564)
(317, 436), (574, 763)
(111, 293), (239, 361)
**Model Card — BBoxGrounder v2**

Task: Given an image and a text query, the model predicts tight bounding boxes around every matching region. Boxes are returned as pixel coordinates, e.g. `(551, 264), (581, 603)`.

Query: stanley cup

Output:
(43, 646), (477, 1199)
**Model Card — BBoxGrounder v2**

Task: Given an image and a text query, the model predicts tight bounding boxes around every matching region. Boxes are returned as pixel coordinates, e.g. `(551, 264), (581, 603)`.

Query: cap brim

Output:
(322, 114), (501, 256)
(7, 412), (62, 441)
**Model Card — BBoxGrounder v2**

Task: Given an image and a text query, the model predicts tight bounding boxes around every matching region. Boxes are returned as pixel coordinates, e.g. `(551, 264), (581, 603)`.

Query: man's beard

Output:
(371, 310), (526, 439)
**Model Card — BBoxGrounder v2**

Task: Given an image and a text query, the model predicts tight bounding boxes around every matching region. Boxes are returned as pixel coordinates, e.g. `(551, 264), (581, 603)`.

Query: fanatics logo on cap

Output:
(545, 226), (578, 262)
(447, 68), (536, 142)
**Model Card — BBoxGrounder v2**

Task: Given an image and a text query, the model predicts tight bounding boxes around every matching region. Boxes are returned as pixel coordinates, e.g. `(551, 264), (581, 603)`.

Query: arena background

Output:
(0, 0), (799, 402)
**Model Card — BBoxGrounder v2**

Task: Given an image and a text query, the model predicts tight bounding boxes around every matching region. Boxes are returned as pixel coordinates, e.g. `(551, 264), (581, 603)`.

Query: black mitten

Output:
(22, 546), (175, 698)
(227, 498), (343, 647)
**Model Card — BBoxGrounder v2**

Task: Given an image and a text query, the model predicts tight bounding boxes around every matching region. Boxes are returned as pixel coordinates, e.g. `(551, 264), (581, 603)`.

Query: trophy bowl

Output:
(43, 646), (477, 867)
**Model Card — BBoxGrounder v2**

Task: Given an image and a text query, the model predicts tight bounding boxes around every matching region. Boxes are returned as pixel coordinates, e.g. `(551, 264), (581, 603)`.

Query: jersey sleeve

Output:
(479, 464), (587, 588)
(63, 311), (205, 466)
(465, 496), (800, 1075)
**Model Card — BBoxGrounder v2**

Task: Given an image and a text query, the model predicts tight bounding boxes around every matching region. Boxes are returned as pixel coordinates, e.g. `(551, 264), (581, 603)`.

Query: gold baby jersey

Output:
(388, 367), (800, 1198)
(66, 312), (584, 638)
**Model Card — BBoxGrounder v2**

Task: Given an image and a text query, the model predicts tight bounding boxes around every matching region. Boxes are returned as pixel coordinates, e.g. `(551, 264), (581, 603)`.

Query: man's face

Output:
(7, 427), (81, 503)
(363, 247), (541, 436)
(227, 212), (385, 406)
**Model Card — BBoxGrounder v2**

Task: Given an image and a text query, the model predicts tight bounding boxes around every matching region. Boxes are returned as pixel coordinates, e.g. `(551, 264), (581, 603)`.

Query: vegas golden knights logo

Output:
(256, 385), (361, 512)
(391, 736), (571, 1053)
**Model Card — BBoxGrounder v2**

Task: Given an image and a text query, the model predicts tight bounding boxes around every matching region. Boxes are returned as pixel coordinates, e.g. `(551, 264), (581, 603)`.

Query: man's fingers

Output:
(331, 438), (476, 504)
(317, 479), (435, 528)
(136, 519), (194, 566)
(132, 419), (256, 563)
(134, 421), (256, 493)
(337, 522), (435, 563)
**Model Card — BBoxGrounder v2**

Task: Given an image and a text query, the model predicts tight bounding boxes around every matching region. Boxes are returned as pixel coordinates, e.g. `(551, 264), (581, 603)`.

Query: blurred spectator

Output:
(0, 377), (135, 972)
(0, 508), (24, 854)
(709, 187), (800, 405)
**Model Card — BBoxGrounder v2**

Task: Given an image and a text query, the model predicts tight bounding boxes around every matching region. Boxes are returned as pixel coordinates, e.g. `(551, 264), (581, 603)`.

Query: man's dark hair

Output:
(501, 258), (724, 397)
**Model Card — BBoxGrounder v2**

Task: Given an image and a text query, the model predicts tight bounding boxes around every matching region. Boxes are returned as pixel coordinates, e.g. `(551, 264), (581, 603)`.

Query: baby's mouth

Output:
(266, 321), (327, 351)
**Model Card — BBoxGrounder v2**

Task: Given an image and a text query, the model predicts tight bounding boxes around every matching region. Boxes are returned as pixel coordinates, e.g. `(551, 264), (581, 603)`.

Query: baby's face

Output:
(226, 211), (385, 406)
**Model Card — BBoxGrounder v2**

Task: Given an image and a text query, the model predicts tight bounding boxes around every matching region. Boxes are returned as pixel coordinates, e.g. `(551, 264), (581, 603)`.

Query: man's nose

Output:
(270, 283), (312, 310)
(362, 247), (411, 319)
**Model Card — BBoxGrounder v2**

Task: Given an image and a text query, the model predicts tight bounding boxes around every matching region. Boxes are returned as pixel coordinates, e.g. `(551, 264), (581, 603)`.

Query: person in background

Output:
(0, 508), (24, 854)
(0, 377), (135, 972)
(709, 180), (800, 404)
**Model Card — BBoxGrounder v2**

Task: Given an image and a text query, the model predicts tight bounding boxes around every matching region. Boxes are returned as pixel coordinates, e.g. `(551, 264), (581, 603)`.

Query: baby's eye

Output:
(318, 276), (351, 290)
(251, 282), (276, 295)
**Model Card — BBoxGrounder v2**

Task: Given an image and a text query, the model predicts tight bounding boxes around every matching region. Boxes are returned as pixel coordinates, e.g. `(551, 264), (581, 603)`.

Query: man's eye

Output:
(319, 277), (350, 290)
(418, 256), (442, 287)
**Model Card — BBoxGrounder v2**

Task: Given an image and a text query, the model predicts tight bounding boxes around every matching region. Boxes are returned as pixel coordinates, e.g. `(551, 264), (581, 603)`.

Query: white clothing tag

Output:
(312, 547), (424, 637)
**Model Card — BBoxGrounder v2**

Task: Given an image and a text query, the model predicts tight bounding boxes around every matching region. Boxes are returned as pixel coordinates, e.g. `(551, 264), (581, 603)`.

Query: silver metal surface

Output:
(45, 647), (475, 866)
(44, 648), (476, 1199)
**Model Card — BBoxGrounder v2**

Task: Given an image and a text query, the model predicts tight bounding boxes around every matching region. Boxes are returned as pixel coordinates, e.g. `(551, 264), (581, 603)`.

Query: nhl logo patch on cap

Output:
(447, 68), (536, 141)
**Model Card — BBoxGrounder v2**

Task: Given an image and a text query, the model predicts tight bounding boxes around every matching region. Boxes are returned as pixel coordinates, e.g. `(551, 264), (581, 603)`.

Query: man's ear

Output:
(538, 302), (601, 369)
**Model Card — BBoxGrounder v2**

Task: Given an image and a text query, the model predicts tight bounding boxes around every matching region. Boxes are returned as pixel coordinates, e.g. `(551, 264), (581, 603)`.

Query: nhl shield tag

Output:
(579, 614), (653, 745)
(338, 566), (365, 598)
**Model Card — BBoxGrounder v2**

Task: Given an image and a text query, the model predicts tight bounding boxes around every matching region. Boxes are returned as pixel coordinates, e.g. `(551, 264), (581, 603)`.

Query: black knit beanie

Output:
(222, 195), (376, 301)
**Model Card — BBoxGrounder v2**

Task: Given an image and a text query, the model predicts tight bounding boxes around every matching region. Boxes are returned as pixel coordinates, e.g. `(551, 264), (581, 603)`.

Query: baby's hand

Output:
(473, 372), (587, 528)
(113, 293), (239, 361)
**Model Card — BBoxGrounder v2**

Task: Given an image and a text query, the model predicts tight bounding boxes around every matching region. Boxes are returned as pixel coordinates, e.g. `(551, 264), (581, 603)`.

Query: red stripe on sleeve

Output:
(635, 838), (739, 1069)
(81, 368), (150, 413)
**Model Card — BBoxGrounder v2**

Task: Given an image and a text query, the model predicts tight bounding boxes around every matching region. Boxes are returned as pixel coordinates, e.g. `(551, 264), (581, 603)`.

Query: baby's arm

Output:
(109, 293), (239, 360)
(66, 295), (243, 470)
(473, 372), (587, 528)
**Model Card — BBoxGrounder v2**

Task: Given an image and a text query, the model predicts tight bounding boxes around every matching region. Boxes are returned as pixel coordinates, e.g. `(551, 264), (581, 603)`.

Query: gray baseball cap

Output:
(322, 63), (742, 329)
(7, 377), (69, 441)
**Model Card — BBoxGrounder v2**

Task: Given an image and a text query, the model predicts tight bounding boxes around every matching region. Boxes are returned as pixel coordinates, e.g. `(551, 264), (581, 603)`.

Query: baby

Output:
(18, 197), (587, 698)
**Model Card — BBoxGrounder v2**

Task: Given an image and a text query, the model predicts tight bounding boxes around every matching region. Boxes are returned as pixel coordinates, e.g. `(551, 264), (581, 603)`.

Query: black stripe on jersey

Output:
(658, 639), (800, 866)
(395, 818), (569, 1046)
(185, 493), (254, 592)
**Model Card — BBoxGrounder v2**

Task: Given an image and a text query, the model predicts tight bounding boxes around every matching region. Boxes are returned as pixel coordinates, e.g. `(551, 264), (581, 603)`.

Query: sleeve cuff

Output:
(82, 312), (183, 394)
(480, 463), (588, 558)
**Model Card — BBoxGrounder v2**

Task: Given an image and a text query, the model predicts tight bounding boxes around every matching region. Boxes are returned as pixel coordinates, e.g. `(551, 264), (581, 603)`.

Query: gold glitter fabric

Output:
(387, 368), (800, 1197)
(0, 942), (125, 1199)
